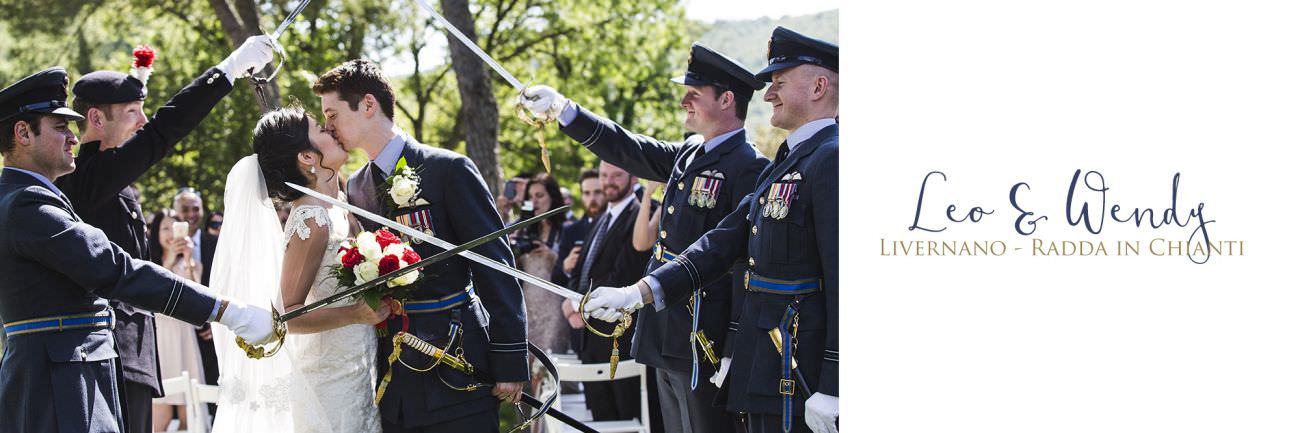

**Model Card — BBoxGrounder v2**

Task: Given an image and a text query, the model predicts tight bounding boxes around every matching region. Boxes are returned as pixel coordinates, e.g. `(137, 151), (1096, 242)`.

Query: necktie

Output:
(356, 161), (386, 215)
(774, 141), (791, 166)
(577, 212), (612, 294)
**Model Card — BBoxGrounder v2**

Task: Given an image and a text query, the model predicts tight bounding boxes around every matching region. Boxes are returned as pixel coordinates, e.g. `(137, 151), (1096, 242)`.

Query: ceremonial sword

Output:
(411, 0), (524, 91)
(277, 199), (570, 322)
(285, 182), (583, 302)
(247, 0), (313, 111)
(409, 0), (560, 172)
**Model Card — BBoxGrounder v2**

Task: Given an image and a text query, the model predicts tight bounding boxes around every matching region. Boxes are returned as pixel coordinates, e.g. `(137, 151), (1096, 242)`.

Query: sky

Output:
(683, 0), (839, 22)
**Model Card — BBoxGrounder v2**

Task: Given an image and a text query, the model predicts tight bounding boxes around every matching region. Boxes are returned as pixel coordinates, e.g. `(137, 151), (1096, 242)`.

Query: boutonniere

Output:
(383, 157), (430, 209)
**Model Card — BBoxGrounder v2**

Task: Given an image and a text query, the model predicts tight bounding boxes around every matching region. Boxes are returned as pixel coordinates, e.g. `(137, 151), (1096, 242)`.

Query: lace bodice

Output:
(283, 205), (351, 301)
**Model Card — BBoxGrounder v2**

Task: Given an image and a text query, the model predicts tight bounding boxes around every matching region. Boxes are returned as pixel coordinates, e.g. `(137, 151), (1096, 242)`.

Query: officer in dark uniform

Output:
(0, 67), (275, 433)
(54, 36), (274, 433)
(583, 27), (839, 433)
(522, 43), (769, 433)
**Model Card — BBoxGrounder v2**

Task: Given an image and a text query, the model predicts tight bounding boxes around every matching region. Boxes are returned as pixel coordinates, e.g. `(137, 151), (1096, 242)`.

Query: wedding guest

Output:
(173, 187), (222, 396)
(146, 209), (209, 431)
(206, 211), (224, 236)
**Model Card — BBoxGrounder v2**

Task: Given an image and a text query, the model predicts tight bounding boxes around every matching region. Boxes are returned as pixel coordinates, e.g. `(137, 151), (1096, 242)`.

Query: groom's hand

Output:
(492, 381), (526, 403)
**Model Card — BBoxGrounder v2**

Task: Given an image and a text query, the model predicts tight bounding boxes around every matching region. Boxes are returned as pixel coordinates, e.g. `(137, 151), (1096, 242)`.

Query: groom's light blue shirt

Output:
(372, 130), (408, 176)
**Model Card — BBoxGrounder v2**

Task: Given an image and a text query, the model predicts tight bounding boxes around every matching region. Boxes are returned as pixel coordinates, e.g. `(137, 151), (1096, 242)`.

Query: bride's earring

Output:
(310, 166), (317, 175)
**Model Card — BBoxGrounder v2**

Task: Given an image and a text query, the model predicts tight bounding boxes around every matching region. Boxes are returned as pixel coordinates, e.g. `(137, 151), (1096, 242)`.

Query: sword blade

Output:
(285, 182), (583, 302)
(411, 0), (525, 90)
(278, 196), (558, 322)
(271, 0), (313, 40)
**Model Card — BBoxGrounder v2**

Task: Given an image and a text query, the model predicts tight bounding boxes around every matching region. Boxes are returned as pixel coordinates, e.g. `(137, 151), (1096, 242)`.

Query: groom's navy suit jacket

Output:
(0, 168), (221, 433)
(348, 135), (529, 428)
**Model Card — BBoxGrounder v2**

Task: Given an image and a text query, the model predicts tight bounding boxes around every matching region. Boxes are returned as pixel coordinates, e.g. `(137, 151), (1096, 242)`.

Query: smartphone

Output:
(504, 182), (518, 201)
(171, 221), (189, 240)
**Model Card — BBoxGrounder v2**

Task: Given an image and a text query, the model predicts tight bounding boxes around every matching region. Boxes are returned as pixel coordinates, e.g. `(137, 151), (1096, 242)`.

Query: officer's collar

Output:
(786, 118), (836, 151)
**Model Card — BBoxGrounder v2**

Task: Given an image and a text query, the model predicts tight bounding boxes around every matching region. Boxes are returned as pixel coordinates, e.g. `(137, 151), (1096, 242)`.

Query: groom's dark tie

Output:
(355, 161), (386, 215)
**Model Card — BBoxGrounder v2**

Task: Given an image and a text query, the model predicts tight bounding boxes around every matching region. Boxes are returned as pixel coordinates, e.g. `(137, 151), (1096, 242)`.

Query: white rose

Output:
(389, 177), (418, 207)
(388, 264), (419, 287)
(354, 261), (380, 283)
(356, 232), (382, 261)
(382, 244), (407, 259)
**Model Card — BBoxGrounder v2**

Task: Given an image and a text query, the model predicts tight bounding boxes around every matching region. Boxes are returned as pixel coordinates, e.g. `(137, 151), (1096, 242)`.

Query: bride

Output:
(209, 106), (389, 432)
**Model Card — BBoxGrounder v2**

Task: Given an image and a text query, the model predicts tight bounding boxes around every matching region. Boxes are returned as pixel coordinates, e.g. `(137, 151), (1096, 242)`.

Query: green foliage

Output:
(0, 0), (834, 222)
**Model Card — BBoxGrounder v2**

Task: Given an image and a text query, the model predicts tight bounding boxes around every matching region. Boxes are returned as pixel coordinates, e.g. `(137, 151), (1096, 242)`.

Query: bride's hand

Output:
(352, 299), (392, 325)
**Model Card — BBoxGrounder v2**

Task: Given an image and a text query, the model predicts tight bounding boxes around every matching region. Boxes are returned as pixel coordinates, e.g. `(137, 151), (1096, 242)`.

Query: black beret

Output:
(73, 71), (147, 105)
(0, 67), (85, 122)
(671, 43), (764, 94)
(756, 26), (838, 82)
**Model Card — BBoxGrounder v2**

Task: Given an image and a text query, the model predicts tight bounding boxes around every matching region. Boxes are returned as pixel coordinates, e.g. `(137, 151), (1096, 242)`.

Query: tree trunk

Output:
(440, 0), (502, 196)
(209, 0), (282, 110)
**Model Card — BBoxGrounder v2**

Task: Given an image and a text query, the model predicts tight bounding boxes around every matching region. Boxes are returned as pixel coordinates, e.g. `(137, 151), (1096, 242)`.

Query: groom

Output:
(313, 59), (528, 432)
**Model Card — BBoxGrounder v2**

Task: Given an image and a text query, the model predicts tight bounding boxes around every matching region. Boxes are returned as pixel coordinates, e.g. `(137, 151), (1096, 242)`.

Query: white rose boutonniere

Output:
(383, 157), (431, 209)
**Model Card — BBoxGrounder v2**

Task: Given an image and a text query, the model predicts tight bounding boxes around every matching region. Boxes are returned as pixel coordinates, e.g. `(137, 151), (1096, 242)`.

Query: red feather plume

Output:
(132, 45), (155, 69)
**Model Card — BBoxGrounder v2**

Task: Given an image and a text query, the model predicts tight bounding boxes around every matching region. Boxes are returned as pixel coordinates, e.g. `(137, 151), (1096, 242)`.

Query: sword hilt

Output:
(767, 328), (798, 370)
(236, 305), (288, 359)
(695, 330), (720, 366)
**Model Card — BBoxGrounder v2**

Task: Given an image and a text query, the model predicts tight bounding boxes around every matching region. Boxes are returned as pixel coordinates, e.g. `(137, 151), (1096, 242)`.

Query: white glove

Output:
(520, 85), (568, 118)
(216, 299), (275, 345)
(709, 356), (732, 387)
(583, 285), (644, 322)
(805, 392), (839, 433)
(216, 35), (276, 79)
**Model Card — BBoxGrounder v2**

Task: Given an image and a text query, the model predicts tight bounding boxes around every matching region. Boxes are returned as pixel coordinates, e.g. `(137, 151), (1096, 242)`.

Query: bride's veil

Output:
(209, 155), (328, 432)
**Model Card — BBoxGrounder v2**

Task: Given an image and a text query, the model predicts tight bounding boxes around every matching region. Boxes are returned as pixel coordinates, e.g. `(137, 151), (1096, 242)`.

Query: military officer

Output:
(0, 66), (276, 433)
(55, 35), (274, 433)
(522, 43), (769, 433)
(583, 27), (839, 433)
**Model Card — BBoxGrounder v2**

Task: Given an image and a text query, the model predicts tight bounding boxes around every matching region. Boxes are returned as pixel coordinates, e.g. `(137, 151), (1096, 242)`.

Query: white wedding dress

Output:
(210, 156), (380, 433)
(281, 204), (381, 432)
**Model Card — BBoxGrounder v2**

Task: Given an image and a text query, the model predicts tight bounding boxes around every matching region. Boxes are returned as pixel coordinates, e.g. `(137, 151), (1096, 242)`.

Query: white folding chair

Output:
(153, 371), (196, 432)
(189, 379), (221, 433)
(549, 358), (650, 433)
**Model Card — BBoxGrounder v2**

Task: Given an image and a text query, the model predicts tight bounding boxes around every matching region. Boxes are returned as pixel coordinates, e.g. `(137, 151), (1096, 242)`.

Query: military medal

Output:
(395, 208), (435, 244)
(766, 172), (800, 220)
(691, 170), (724, 209)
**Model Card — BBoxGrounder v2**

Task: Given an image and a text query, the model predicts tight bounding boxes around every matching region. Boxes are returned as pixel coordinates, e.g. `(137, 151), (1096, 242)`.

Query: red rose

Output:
(378, 254), (401, 275)
(340, 247), (364, 268)
(401, 248), (421, 265)
(375, 229), (401, 249)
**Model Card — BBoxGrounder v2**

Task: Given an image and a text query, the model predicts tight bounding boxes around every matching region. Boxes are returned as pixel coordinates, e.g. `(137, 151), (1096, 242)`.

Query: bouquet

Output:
(332, 228), (423, 309)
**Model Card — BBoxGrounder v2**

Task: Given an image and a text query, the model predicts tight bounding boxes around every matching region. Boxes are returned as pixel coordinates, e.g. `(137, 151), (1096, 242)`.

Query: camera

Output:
(512, 201), (540, 255)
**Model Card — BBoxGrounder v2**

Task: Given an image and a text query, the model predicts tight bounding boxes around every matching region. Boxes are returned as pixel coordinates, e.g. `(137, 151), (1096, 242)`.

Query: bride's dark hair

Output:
(253, 106), (324, 203)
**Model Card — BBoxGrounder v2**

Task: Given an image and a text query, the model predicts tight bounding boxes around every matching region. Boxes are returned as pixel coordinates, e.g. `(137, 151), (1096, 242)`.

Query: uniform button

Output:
(131, 211), (138, 220)
(759, 197), (766, 205)
(79, 348), (88, 361)
(748, 257), (756, 267)
(667, 205), (675, 215)
(752, 225), (758, 235)
(660, 230), (668, 239)
(677, 182), (685, 190)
